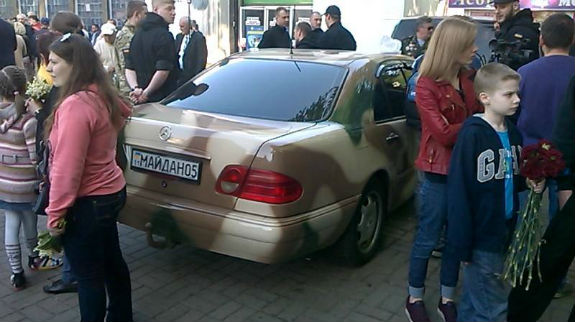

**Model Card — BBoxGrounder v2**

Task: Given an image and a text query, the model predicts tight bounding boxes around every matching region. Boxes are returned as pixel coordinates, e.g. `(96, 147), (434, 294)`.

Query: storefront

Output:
(239, 0), (313, 49)
(448, 0), (575, 21)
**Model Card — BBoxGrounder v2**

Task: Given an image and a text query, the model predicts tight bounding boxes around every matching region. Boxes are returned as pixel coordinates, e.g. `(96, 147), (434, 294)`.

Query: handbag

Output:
(32, 140), (50, 215)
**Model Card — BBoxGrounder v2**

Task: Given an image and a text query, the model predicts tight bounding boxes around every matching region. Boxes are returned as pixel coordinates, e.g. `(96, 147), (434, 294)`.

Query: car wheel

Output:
(337, 178), (387, 266)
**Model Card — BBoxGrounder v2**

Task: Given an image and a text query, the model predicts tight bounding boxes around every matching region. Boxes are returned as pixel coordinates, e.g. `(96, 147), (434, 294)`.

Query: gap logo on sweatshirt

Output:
(477, 145), (522, 183)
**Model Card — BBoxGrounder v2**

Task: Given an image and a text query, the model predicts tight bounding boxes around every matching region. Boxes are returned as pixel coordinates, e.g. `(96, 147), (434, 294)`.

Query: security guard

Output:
(401, 16), (433, 58)
(492, 0), (539, 70)
(319, 5), (356, 51)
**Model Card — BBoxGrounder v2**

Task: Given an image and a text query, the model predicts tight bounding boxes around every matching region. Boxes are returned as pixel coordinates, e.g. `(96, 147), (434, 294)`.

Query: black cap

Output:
(490, 0), (517, 4)
(324, 5), (341, 16)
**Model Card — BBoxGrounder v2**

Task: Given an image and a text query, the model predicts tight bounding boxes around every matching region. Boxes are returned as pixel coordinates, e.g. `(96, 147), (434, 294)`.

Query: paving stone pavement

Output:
(0, 201), (573, 322)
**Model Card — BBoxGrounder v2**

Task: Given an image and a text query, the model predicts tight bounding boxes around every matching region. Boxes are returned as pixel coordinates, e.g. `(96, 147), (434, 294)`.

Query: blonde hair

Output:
(474, 62), (520, 97)
(13, 22), (26, 36)
(419, 17), (477, 81)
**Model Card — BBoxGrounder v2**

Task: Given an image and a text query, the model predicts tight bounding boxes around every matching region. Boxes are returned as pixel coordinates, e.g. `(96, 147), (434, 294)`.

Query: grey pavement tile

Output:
(344, 311), (387, 322)
(154, 303), (192, 321)
(222, 307), (257, 322)
(175, 309), (207, 322)
(246, 312), (286, 322)
(208, 301), (242, 320)
(0, 311), (27, 322)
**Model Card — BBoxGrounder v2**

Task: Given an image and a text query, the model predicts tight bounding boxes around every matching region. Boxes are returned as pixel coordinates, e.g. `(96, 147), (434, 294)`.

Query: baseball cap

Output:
(324, 5), (341, 16)
(101, 23), (116, 35)
(490, 0), (517, 4)
(40, 17), (49, 25)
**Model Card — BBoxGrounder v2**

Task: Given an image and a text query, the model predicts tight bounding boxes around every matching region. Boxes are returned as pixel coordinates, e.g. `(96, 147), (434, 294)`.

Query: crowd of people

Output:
(399, 0), (575, 321)
(257, 5), (357, 51)
(0, 0), (573, 322)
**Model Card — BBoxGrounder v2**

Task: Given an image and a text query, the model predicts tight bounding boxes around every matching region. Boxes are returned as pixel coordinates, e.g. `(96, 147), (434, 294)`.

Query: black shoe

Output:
(10, 272), (26, 291)
(43, 279), (78, 294)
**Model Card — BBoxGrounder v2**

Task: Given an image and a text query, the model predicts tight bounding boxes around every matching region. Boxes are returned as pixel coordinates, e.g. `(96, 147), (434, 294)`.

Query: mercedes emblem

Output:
(159, 126), (172, 141)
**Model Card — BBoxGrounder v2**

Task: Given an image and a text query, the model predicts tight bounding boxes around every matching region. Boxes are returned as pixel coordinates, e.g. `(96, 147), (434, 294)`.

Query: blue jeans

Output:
(408, 175), (459, 299)
(62, 188), (132, 322)
(459, 250), (510, 322)
(61, 253), (76, 284)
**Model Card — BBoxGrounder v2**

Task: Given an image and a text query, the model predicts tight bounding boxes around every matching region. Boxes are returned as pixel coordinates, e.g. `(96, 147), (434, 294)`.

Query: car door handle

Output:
(386, 132), (400, 142)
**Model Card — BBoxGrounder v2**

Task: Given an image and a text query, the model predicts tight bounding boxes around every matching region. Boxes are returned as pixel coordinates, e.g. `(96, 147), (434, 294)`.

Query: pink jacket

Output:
(46, 85), (131, 229)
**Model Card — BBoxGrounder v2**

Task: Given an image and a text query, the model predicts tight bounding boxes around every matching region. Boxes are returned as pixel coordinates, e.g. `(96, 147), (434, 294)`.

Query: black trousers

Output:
(62, 187), (133, 322)
(508, 195), (575, 322)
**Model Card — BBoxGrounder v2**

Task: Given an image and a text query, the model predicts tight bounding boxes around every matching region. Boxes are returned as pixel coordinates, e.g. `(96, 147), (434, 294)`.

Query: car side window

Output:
(373, 60), (412, 122)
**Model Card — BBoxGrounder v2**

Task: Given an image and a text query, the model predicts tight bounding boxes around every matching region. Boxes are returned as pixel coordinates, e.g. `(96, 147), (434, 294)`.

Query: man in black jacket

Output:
(176, 17), (208, 86)
(491, 0), (539, 70)
(258, 7), (290, 49)
(294, 22), (317, 49)
(307, 12), (324, 46)
(319, 5), (356, 51)
(126, 0), (178, 103)
(507, 76), (575, 322)
(0, 18), (16, 69)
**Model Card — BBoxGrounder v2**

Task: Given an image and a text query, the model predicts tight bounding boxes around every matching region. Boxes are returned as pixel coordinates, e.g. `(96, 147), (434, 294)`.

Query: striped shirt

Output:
(0, 102), (38, 204)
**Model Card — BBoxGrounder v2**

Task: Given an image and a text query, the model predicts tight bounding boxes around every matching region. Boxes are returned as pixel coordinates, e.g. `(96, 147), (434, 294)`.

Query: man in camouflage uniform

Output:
(115, 0), (148, 96)
(401, 16), (433, 58)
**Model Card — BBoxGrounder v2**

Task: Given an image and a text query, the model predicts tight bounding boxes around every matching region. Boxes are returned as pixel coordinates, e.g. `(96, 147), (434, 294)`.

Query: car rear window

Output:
(163, 58), (347, 122)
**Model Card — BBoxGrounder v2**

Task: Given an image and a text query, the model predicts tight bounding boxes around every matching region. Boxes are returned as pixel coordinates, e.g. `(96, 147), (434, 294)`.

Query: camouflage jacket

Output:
(114, 23), (136, 95)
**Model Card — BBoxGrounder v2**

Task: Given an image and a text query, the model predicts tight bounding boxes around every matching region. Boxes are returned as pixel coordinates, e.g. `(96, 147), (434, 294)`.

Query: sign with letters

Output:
(449, 0), (575, 10)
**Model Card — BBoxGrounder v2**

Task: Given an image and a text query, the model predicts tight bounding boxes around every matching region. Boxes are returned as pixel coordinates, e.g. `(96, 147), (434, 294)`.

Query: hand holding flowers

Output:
(503, 140), (565, 290)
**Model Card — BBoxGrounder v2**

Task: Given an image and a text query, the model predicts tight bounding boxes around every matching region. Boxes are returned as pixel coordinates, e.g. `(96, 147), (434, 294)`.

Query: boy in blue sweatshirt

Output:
(446, 63), (545, 322)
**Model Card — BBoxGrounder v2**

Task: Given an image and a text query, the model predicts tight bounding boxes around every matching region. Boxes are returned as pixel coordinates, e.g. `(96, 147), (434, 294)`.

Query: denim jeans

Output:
(61, 253), (76, 284)
(62, 187), (132, 322)
(408, 175), (459, 299)
(459, 249), (509, 322)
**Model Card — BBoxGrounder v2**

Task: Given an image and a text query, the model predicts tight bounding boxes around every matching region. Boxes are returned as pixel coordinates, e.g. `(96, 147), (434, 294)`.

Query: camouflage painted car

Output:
(119, 49), (418, 265)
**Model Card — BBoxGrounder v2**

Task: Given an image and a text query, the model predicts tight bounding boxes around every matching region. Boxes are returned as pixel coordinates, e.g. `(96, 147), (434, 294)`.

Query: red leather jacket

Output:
(415, 69), (483, 175)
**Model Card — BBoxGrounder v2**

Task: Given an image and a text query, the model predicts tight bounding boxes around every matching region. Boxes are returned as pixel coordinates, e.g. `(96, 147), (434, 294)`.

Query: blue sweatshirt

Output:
(447, 116), (525, 262)
(517, 55), (575, 145)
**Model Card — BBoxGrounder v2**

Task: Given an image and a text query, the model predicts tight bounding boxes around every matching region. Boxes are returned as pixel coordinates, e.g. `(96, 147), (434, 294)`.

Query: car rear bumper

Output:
(119, 185), (359, 264)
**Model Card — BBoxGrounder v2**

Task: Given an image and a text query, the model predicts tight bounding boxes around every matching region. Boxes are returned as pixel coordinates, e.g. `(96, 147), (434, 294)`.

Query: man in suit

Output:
(0, 18), (16, 69)
(257, 7), (290, 49)
(175, 17), (208, 86)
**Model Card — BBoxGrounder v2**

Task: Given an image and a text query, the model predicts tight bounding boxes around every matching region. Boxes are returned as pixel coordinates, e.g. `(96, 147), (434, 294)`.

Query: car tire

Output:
(337, 178), (387, 266)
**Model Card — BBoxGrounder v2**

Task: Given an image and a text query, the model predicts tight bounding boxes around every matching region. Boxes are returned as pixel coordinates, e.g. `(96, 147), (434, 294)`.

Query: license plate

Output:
(130, 148), (201, 183)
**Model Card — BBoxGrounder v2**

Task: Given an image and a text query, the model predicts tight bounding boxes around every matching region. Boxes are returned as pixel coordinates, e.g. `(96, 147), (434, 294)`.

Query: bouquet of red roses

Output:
(503, 139), (565, 290)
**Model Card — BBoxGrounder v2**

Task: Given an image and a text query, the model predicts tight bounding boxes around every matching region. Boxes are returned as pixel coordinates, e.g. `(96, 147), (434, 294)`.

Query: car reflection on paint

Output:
(118, 49), (418, 265)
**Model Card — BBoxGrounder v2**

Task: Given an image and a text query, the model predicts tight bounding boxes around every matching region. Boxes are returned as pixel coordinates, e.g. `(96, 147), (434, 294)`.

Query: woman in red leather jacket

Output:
(405, 17), (483, 322)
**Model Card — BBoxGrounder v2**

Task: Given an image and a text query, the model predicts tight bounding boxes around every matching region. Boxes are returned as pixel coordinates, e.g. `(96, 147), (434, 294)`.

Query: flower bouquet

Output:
(25, 77), (51, 103)
(34, 219), (66, 257)
(503, 139), (565, 290)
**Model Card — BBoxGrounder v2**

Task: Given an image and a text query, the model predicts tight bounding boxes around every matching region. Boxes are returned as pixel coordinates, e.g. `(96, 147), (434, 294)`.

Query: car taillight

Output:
(216, 165), (303, 204)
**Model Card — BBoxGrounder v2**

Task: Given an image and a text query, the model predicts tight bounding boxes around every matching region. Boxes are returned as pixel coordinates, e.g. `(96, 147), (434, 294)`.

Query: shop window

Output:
(77, 0), (103, 28)
(18, 0), (37, 15)
(47, 0), (69, 18)
(110, 0), (127, 26)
